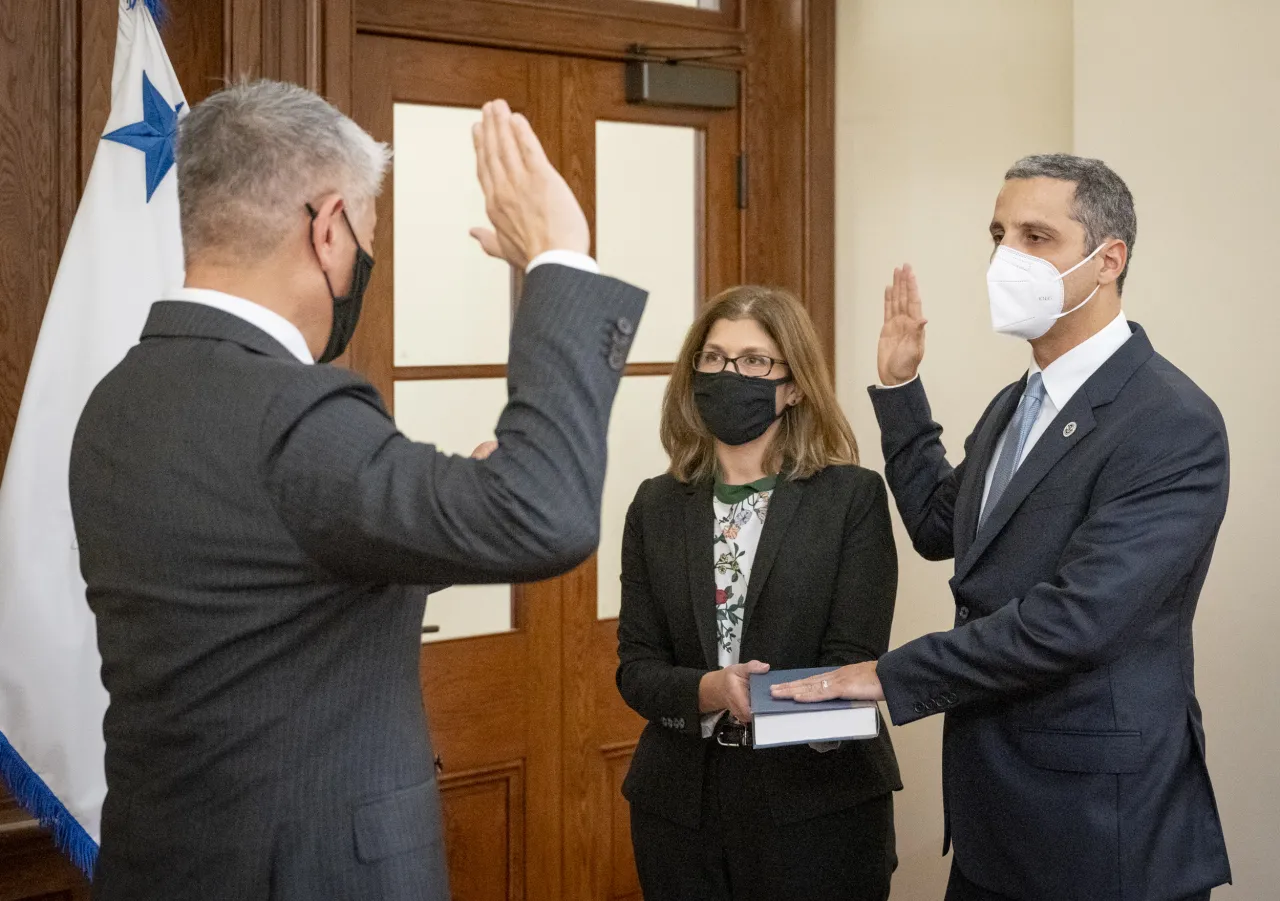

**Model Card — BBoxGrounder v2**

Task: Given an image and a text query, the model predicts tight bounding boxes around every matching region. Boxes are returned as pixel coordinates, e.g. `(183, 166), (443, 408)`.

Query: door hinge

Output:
(736, 153), (749, 210)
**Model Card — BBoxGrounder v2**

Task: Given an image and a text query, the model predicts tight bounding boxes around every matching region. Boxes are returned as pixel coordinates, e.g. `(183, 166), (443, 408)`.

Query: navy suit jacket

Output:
(870, 324), (1231, 901)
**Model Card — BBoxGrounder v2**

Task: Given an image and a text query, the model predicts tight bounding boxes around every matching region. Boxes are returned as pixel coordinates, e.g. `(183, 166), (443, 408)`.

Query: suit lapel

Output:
(954, 381), (1023, 562)
(683, 483), (720, 670)
(952, 321), (1157, 585)
(953, 388), (1098, 584)
(739, 478), (806, 640)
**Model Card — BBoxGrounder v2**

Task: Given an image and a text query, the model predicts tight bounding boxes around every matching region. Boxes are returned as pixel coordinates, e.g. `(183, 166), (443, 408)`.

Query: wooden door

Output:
(557, 56), (741, 901)
(352, 38), (568, 901)
(351, 33), (742, 901)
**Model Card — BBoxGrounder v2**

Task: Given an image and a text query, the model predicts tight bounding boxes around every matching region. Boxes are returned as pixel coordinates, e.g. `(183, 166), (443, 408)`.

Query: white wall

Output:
(1073, 2), (1280, 896)
(835, 3), (1074, 896)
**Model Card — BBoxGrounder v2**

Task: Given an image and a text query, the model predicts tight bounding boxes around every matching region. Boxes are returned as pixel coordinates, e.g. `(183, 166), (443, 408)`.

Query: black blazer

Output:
(616, 465), (902, 829)
(870, 324), (1232, 901)
(69, 265), (647, 901)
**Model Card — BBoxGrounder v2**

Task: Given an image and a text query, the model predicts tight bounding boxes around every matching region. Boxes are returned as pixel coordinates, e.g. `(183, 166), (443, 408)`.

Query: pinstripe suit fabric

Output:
(69, 265), (647, 900)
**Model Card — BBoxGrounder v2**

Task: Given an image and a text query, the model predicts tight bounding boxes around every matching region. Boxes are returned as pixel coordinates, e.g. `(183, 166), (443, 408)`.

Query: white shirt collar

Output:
(166, 287), (314, 364)
(1029, 312), (1132, 412)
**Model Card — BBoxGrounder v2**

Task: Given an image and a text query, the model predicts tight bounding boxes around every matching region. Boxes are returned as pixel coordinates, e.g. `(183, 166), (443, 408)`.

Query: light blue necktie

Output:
(979, 372), (1046, 531)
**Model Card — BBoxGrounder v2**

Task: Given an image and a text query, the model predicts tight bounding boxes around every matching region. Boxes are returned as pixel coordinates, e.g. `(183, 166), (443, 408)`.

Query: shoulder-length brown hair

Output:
(661, 285), (858, 483)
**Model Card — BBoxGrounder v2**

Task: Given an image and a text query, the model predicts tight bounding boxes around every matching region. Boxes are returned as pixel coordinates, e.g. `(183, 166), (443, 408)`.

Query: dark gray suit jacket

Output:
(69, 264), (646, 901)
(869, 324), (1231, 901)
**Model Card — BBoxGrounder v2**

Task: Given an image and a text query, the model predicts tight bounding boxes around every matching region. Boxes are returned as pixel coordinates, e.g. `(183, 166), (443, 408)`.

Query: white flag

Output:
(0, 0), (185, 876)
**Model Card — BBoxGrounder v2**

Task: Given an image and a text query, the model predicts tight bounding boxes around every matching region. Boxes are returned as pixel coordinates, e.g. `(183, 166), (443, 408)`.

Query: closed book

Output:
(748, 667), (880, 748)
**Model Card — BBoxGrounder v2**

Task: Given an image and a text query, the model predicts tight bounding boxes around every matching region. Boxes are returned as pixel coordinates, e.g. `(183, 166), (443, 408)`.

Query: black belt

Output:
(713, 718), (752, 748)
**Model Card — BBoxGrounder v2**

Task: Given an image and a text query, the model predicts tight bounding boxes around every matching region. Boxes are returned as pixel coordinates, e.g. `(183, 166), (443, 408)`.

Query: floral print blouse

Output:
(713, 487), (772, 667)
(701, 475), (776, 737)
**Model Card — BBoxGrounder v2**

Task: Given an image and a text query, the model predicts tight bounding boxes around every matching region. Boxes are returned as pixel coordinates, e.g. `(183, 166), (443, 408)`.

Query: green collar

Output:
(713, 474), (778, 505)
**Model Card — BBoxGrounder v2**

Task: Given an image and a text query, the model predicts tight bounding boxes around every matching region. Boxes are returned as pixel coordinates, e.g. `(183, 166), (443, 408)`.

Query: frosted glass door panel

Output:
(597, 376), (671, 620)
(395, 378), (513, 642)
(394, 103), (511, 367)
(596, 121), (700, 363)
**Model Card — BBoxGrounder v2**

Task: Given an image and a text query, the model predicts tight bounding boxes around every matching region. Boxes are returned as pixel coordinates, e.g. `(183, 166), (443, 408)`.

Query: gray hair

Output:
(176, 79), (391, 266)
(1005, 153), (1137, 293)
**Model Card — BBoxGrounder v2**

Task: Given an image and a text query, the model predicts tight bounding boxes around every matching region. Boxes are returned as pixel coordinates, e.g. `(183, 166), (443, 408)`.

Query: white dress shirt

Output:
(978, 312), (1132, 517)
(166, 287), (316, 363)
(168, 250), (599, 364)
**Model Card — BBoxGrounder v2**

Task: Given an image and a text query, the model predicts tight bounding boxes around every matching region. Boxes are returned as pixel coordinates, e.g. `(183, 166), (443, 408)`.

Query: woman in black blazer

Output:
(616, 286), (902, 901)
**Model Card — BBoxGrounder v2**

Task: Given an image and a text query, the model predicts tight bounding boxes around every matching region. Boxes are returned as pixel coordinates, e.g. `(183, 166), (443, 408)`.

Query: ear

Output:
(1096, 239), (1128, 288)
(308, 194), (347, 270)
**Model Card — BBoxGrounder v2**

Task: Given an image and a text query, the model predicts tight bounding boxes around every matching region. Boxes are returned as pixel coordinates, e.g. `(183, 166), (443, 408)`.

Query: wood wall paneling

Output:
(225, 0), (352, 108)
(803, 0), (836, 370)
(438, 761), (526, 901)
(0, 0), (225, 893)
(166, 0), (227, 104)
(357, 0), (743, 62)
(601, 743), (639, 901)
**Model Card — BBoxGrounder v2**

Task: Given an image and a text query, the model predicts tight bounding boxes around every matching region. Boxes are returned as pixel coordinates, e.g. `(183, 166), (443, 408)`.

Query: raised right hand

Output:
(877, 263), (928, 386)
(470, 100), (590, 269)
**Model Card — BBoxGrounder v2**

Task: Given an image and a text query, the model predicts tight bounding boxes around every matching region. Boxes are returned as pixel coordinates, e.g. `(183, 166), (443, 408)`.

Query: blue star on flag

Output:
(103, 71), (184, 202)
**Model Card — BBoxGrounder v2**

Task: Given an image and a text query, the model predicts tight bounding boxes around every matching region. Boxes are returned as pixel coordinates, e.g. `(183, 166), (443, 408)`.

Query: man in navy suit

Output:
(774, 155), (1231, 901)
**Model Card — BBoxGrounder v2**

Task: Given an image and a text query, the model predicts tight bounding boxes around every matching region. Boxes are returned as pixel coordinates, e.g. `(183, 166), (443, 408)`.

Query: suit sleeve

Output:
(262, 264), (647, 585)
(878, 402), (1229, 726)
(818, 471), (899, 668)
(615, 484), (707, 739)
(867, 377), (1006, 562)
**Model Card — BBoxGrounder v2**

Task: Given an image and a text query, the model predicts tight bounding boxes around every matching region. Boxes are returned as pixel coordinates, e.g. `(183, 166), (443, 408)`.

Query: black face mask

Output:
(306, 203), (375, 364)
(693, 370), (794, 446)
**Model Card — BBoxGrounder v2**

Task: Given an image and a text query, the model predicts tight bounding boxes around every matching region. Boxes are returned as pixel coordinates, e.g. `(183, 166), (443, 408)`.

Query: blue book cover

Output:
(749, 667), (879, 715)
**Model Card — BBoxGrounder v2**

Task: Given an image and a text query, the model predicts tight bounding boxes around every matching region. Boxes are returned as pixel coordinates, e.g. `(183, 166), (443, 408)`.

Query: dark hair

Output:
(1006, 153), (1137, 293)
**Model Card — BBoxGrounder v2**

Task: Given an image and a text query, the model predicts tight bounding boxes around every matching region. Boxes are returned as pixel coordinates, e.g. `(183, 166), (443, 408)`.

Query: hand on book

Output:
(769, 661), (884, 703)
(700, 660), (770, 723)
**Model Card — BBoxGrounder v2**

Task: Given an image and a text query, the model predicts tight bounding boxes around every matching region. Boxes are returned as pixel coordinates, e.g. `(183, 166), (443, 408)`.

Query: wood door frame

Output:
(347, 0), (838, 370)
(554, 51), (743, 901)
(352, 39), (571, 901)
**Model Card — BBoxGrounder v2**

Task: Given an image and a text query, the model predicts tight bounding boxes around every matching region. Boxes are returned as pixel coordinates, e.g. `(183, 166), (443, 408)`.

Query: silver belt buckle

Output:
(715, 721), (751, 748)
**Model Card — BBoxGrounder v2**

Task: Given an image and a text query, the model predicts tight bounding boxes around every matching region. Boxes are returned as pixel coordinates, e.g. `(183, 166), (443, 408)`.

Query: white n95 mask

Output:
(987, 243), (1107, 340)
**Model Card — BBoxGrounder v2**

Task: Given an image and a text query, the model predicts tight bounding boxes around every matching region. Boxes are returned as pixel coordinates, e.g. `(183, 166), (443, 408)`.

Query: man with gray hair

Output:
(68, 79), (646, 900)
(773, 154), (1232, 900)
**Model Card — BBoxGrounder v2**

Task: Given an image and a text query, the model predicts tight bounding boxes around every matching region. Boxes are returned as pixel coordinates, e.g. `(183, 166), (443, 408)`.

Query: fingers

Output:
(726, 684), (754, 723)
(470, 440), (499, 460)
(904, 263), (926, 323)
(511, 113), (551, 171)
(770, 676), (814, 698)
(479, 102), (513, 203)
(469, 228), (503, 259)
(770, 670), (839, 701)
(490, 101), (527, 183)
(742, 659), (771, 674)
(883, 264), (927, 327)
(772, 677), (839, 703)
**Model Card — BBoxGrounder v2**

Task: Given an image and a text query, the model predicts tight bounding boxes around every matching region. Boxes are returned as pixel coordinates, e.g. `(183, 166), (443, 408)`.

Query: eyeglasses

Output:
(693, 351), (787, 379)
